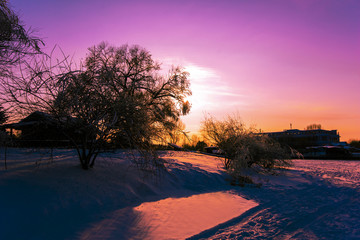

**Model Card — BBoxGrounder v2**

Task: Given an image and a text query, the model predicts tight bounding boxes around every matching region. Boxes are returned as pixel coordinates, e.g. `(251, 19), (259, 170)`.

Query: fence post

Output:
(4, 139), (7, 170)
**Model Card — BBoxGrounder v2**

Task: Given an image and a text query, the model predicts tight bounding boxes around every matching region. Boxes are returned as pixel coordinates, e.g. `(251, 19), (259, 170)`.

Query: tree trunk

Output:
(78, 148), (98, 170)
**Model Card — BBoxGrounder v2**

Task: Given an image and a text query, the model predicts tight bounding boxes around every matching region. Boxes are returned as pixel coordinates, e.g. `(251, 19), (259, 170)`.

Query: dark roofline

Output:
(2, 111), (58, 130)
(264, 129), (338, 135)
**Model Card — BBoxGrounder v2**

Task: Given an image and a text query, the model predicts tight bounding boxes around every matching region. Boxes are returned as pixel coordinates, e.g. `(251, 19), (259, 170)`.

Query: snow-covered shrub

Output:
(201, 114), (293, 184)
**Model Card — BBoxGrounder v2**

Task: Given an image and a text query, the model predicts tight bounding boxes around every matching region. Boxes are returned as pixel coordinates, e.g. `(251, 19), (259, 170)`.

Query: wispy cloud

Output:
(185, 65), (218, 82)
(183, 63), (249, 112)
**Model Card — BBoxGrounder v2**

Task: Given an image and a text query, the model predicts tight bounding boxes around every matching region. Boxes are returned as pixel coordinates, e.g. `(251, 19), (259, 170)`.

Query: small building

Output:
(3, 111), (71, 147)
(264, 129), (340, 150)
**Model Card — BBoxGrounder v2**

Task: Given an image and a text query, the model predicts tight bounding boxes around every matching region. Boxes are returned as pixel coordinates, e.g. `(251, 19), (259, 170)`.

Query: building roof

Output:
(3, 111), (58, 130)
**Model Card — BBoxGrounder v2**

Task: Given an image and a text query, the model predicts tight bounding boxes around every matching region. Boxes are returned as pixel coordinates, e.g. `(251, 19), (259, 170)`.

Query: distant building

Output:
(264, 129), (340, 150)
(302, 145), (352, 159)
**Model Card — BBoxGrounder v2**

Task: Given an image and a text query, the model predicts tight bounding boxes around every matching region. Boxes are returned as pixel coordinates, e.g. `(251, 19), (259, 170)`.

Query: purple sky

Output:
(11, 0), (360, 141)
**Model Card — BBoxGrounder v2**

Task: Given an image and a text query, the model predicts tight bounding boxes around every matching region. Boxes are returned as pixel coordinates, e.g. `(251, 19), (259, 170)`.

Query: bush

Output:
(349, 140), (360, 149)
(201, 114), (293, 184)
(195, 141), (208, 152)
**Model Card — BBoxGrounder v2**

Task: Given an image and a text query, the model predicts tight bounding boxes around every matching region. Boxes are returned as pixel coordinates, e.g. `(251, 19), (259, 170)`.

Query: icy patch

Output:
(133, 191), (257, 240)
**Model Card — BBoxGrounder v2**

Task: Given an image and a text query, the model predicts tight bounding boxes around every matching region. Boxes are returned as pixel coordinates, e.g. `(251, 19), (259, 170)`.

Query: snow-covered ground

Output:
(192, 160), (360, 240)
(1, 149), (360, 239)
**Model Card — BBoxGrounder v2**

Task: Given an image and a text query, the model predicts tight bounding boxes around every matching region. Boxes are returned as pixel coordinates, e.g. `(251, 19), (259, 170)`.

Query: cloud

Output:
(185, 65), (218, 82)
(183, 63), (248, 111)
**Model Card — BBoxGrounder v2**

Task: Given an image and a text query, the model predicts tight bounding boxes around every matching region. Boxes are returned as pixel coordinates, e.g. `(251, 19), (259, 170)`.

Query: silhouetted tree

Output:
(166, 120), (187, 145)
(195, 140), (207, 152)
(349, 140), (360, 149)
(306, 124), (322, 130)
(0, 43), (191, 170)
(0, 1), (42, 78)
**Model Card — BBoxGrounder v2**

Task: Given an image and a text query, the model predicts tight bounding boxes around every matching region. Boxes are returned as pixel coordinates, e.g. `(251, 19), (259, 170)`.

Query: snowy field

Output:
(1, 148), (360, 239)
(192, 160), (360, 240)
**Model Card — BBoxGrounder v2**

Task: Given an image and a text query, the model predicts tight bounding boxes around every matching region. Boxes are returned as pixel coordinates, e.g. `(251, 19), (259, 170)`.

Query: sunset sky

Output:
(11, 0), (360, 141)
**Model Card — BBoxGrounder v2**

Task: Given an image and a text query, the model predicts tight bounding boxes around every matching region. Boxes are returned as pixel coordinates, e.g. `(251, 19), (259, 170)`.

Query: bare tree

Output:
(0, 43), (191, 170)
(165, 120), (187, 145)
(0, 1), (42, 78)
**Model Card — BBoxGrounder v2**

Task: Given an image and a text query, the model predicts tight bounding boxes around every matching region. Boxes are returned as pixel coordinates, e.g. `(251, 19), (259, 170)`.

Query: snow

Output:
(292, 159), (360, 188)
(192, 160), (360, 239)
(1, 149), (360, 239)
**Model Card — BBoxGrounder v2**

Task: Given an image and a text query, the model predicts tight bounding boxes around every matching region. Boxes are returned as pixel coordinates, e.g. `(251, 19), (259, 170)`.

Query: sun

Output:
(184, 64), (219, 111)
